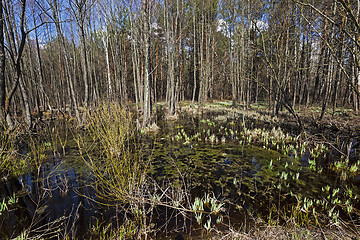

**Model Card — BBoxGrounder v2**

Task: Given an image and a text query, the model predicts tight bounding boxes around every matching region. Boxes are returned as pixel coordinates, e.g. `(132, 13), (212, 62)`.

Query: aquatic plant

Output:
(191, 193), (224, 230)
(330, 154), (360, 181)
(0, 193), (17, 215)
(89, 219), (136, 240)
(271, 160), (360, 229)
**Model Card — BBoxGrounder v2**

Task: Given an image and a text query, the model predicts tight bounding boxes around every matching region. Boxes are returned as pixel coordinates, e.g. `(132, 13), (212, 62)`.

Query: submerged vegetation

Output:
(0, 101), (358, 239)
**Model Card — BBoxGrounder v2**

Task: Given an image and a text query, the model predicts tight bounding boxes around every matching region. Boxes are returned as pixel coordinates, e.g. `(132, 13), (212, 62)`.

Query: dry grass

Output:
(217, 225), (358, 240)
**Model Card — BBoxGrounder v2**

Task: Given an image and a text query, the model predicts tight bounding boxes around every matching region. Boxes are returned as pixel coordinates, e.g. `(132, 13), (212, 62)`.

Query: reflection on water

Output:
(0, 151), (116, 239)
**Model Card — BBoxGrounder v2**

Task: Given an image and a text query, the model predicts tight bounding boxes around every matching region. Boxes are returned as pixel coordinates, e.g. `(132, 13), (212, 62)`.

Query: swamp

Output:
(2, 0), (360, 239)
(0, 102), (359, 239)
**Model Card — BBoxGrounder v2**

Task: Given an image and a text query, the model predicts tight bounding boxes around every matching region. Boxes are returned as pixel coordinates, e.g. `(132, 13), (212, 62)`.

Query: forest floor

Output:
(39, 100), (360, 140)
(177, 101), (360, 141)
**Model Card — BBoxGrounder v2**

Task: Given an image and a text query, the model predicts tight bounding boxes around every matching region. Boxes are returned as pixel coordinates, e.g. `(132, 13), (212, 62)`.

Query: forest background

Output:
(1, 0), (359, 129)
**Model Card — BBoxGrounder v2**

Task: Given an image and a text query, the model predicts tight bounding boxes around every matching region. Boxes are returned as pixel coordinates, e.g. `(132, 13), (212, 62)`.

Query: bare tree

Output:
(3, 0), (32, 128)
(0, 0), (5, 123)
(70, 0), (93, 123)
(48, 0), (81, 124)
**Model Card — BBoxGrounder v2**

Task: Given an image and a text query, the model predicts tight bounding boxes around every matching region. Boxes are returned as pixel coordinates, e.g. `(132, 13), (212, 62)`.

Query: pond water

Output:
(0, 112), (359, 239)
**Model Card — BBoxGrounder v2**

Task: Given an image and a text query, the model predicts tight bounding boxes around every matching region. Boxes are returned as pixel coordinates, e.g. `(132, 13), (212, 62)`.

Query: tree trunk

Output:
(102, 32), (112, 100)
(0, 0), (5, 122)
(3, 0), (31, 128)
(143, 0), (152, 127)
(191, 7), (197, 106)
(51, 0), (81, 124)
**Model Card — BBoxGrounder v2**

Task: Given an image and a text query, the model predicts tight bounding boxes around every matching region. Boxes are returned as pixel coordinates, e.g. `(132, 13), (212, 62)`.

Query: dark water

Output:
(0, 150), (117, 239)
(0, 113), (359, 239)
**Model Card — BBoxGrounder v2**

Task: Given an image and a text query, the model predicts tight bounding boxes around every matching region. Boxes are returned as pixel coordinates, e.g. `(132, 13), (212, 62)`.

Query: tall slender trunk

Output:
(130, 8), (140, 113)
(229, 9), (236, 106)
(199, 13), (205, 107)
(51, 0), (81, 124)
(122, 34), (128, 104)
(142, 0), (152, 127)
(102, 33), (112, 100)
(353, 58), (359, 113)
(34, 17), (46, 115)
(18, 75), (31, 126)
(3, 0), (31, 128)
(319, 56), (334, 120)
(164, 0), (175, 115)
(191, 7), (197, 106)
(79, 23), (89, 121)
(0, 0), (5, 122)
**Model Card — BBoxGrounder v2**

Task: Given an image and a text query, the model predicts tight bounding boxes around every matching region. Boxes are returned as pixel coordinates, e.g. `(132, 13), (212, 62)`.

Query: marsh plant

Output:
(44, 117), (72, 156)
(77, 103), (146, 202)
(266, 156), (360, 230)
(22, 129), (52, 174)
(0, 124), (25, 175)
(192, 193), (224, 230)
(89, 219), (137, 240)
(0, 192), (17, 216)
(75, 103), (156, 237)
(173, 118), (334, 175)
(331, 155), (360, 181)
(75, 103), (231, 238)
